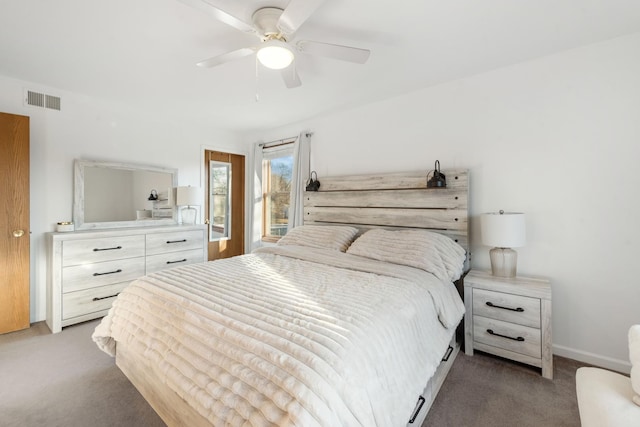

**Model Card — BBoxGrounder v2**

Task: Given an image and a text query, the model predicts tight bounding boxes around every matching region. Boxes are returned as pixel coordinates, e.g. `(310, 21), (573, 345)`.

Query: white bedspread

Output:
(93, 246), (464, 427)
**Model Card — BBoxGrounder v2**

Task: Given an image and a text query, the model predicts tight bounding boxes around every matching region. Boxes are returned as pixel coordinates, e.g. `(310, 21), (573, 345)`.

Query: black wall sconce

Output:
(427, 160), (447, 188)
(148, 189), (158, 200)
(305, 171), (321, 191)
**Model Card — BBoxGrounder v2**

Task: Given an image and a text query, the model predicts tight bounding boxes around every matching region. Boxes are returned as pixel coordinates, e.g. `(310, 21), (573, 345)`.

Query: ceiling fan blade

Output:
(277, 0), (325, 36)
(197, 47), (256, 68)
(281, 67), (302, 88)
(178, 0), (256, 34)
(297, 40), (370, 64)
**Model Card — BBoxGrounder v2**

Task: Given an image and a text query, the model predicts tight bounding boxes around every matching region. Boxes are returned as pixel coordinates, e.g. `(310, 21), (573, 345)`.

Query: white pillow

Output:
(630, 324), (640, 406)
(346, 228), (466, 282)
(277, 225), (359, 252)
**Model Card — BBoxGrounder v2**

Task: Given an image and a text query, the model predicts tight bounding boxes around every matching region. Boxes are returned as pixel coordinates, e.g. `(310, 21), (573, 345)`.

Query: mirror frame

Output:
(73, 159), (178, 230)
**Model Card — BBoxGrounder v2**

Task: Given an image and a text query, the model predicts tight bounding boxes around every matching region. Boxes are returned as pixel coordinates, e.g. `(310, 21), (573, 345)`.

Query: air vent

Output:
(45, 94), (61, 111)
(24, 90), (61, 111)
(26, 90), (45, 107)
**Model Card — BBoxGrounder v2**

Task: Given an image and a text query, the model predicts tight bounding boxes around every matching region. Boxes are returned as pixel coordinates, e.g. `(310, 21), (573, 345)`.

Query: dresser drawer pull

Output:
(486, 301), (524, 312)
(487, 329), (525, 342)
(92, 293), (120, 301)
(93, 269), (122, 277)
(93, 245), (123, 252)
(166, 258), (187, 265)
(166, 239), (187, 244)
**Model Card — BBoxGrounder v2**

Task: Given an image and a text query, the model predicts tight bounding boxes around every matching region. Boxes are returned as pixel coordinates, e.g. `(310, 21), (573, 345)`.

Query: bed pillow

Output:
(630, 324), (640, 406)
(346, 228), (466, 282)
(277, 225), (359, 252)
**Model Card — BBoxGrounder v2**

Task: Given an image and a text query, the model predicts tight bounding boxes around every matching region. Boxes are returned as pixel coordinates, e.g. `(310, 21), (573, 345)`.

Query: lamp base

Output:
(181, 206), (196, 225)
(489, 247), (518, 278)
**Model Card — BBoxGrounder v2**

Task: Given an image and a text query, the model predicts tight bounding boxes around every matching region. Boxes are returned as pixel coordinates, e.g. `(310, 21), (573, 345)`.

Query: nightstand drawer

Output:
(464, 270), (552, 379)
(473, 315), (541, 358)
(473, 288), (540, 328)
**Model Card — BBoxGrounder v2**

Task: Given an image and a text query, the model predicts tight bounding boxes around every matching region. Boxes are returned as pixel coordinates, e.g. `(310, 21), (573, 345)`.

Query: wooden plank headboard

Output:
(303, 169), (469, 253)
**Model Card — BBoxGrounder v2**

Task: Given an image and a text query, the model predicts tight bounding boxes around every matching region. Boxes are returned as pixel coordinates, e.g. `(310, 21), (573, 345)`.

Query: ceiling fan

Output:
(178, 0), (371, 88)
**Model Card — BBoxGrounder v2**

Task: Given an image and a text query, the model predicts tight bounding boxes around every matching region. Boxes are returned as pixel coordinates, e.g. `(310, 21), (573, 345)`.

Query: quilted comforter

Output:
(93, 245), (465, 427)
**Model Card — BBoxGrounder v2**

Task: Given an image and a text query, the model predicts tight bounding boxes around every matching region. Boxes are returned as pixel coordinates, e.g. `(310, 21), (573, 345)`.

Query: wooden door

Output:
(0, 112), (30, 334)
(204, 150), (245, 260)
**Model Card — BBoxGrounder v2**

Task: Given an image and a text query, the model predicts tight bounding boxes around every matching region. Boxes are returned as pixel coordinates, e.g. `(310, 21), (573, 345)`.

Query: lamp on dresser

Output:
(481, 210), (526, 278)
(176, 186), (200, 225)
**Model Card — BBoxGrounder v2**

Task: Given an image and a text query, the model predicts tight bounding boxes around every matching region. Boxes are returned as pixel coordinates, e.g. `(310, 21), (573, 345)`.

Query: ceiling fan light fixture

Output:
(256, 40), (294, 70)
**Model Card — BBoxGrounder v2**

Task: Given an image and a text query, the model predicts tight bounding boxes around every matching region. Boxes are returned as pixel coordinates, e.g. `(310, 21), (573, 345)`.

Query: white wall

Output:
(0, 75), (243, 324)
(245, 33), (640, 372)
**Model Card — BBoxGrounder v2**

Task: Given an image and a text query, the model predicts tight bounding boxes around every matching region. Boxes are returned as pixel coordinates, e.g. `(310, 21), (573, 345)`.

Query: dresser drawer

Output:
(146, 249), (204, 274)
(473, 288), (540, 328)
(62, 281), (129, 320)
(48, 225), (208, 333)
(62, 235), (145, 266)
(473, 315), (541, 359)
(146, 230), (204, 255)
(62, 257), (146, 293)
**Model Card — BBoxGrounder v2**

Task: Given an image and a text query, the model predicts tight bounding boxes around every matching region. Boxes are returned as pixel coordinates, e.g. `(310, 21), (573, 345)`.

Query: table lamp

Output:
(481, 210), (526, 278)
(176, 186), (200, 225)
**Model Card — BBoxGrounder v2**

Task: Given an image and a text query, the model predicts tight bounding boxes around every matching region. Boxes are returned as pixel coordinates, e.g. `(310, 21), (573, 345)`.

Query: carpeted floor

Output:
(424, 345), (585, 426)
(0, 320), (587, 427)
(0, 320), (165, 427)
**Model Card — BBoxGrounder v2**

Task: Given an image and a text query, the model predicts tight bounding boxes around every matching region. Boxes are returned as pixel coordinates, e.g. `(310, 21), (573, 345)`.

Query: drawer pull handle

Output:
(408, 396), (426, 424)
(167, 239), (187, 244)
(92, 293), (120, 301)
(442, 345), (454, 362)
(487, 329), (525, 342)
(93, 245), (122, 252)
(93, 269), (122, 276)
(166, 259), (187, 265)
(486, 301), (524, 312)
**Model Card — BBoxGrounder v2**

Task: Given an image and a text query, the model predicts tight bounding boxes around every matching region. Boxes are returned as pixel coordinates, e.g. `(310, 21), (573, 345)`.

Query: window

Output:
(262, 143), (294, 242)
(209, 160), (231, 241)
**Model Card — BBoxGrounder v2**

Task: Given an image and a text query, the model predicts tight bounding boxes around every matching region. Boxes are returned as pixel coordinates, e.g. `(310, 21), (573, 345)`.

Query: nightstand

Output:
(464, 269), (553, 379)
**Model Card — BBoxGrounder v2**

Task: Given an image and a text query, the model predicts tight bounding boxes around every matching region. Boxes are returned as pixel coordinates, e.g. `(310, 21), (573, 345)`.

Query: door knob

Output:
(13, 229), (25, 238)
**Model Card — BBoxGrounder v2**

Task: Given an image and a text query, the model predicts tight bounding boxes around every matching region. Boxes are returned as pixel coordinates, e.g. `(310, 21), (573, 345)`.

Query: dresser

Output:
(46, 225), (207, 333)
(464, 269), (553, 379)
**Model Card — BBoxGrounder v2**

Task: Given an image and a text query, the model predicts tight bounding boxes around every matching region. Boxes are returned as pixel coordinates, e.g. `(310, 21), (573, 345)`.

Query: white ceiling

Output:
(1, 0), (639, 133)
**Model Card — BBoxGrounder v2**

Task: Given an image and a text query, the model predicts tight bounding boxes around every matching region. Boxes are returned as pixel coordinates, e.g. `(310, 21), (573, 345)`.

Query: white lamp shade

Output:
(256, 40), (294, 70)
(481, 212), (526, 248)
(176, 186), (200, 206)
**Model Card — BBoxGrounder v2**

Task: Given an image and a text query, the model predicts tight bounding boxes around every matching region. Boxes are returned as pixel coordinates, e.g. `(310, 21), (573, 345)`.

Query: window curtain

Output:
(249, 142), (264, 250)
(249, 131), (311, 251)
(288, 131), (311, 231)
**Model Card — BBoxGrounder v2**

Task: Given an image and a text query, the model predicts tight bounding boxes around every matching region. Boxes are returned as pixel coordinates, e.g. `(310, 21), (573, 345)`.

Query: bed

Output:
(93, 169), (470, 426)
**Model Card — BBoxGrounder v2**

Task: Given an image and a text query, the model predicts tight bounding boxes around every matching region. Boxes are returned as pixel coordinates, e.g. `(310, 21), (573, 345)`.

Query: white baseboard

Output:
(553, 344), (631, 374)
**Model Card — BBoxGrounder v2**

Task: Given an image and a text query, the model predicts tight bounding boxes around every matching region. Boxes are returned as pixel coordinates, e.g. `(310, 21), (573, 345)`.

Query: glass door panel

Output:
(209, 161), (231, 241)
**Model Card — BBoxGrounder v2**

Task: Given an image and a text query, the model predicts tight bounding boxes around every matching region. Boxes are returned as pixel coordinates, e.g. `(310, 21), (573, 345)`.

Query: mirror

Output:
(209, 160), (231, 241)
(73, 159), (178, 230)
